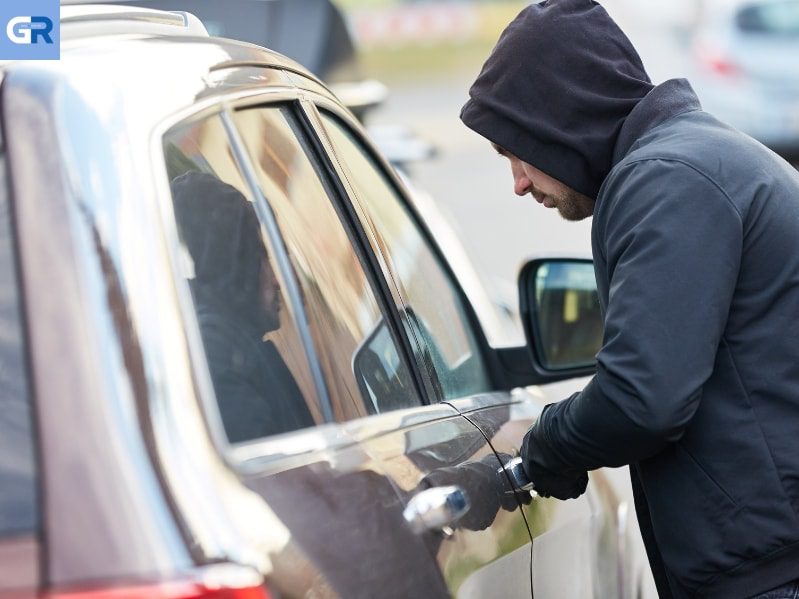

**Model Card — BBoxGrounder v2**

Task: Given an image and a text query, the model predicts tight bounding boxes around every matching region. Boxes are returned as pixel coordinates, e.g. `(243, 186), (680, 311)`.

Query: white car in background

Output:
(690, 0), (799, 161)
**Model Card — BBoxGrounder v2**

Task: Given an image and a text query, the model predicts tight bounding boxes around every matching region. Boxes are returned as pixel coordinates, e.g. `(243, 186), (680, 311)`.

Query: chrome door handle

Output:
(403, 485), (470, 534)
(500, 456), (536, 493)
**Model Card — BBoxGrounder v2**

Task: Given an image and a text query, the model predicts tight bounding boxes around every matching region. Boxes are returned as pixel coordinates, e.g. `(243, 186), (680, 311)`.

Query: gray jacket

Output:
(535, 79), (799, 598)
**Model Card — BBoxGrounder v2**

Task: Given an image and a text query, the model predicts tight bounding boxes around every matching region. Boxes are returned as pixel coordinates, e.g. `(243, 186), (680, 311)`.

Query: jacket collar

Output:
(612, 78), (702, 166)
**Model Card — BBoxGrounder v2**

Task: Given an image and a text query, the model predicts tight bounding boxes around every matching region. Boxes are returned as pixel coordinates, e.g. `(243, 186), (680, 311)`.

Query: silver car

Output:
(690, 0), (799, 160)
(0, 5), (649, 598)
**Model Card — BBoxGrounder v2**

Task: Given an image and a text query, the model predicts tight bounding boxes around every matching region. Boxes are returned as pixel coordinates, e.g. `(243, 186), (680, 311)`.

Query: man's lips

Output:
(534, 194), (556, 208)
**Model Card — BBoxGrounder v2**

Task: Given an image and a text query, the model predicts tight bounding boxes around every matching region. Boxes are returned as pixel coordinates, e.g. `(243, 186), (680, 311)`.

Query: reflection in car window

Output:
(164, 115), (322, 443)
(232, 106), (421, 419)
(318, 112), (491, 401)
(535, 262), (602, 369)
(0, 153), (38, 536)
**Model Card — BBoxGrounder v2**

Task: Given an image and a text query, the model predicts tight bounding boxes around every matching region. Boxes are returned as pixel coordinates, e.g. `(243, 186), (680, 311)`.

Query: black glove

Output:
(418, 452), (536, 531)
(521, 413), (588, 500)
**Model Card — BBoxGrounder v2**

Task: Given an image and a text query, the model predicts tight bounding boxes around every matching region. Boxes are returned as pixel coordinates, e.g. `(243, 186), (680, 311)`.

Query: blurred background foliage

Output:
(339, 0), (529, 82)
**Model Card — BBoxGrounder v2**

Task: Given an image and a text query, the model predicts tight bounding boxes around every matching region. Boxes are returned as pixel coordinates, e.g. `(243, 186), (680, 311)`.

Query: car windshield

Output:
(737, 1), (799, 35)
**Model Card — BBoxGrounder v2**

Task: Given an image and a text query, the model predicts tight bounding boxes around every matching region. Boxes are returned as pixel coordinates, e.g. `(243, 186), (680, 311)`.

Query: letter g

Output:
(7, 16), (32, 45)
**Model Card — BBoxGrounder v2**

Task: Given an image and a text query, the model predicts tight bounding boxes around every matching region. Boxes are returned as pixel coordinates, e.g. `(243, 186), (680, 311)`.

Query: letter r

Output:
(31, 17), (53, 44)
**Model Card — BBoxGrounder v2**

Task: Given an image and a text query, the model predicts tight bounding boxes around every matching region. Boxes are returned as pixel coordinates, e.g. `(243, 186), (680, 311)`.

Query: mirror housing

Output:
(518, 258), (601, 380)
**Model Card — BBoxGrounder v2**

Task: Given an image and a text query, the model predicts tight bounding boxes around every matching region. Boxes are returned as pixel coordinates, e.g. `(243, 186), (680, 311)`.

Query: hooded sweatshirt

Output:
(460, 0), (653, 199)
(462, 2), (799, 597)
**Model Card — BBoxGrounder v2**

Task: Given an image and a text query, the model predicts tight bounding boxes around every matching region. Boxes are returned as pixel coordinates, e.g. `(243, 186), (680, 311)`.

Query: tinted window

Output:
(318, 112), (491, 401)
(232, 106), (421, 418)
(164, 114), (323, 443)
(0, 153), (38, 536)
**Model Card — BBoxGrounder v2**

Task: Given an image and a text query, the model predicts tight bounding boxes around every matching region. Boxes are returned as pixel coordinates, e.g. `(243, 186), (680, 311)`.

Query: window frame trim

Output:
(153, 89), (440, 461)
(291, 98), (433, 408)
(223, 92), (432, 411)
(152, 89), (342, 460)
(218, 106), (337, 424)
(298, 95), (505, 398)
(147, 80), (537, 481)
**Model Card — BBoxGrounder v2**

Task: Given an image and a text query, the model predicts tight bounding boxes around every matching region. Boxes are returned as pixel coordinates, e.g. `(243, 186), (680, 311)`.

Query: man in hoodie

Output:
(460, 1), (799, 598)
(171, 171), (315, 442)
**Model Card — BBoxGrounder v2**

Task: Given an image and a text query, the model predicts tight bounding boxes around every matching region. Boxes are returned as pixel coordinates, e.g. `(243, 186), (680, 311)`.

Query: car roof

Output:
(3, 4), (327, 93)
(0, 5), (343, 299)
(0, 4), (339, 155)
(61, 3), (211, 38)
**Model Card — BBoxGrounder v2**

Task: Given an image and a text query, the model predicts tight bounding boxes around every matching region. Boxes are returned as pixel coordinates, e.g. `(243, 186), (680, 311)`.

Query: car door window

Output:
(231, 105), (421, 419)
(163, 114), (323, 443)
(316, 111), (491, 401)
(0, 152), (37, 537)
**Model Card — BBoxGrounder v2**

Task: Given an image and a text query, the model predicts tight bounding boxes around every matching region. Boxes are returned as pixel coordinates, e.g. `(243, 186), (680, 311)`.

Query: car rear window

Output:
(0, 150), (38, 537)
(737, 1), (799, 35)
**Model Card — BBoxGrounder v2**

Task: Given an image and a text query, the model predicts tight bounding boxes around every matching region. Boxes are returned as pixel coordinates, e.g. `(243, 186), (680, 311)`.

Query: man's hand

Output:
(521, 415), (588, 500)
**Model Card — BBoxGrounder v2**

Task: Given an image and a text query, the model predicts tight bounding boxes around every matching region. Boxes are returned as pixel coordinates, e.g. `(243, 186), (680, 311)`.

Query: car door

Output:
(303, 101), (626, 599)
(159, 95), (534, 598)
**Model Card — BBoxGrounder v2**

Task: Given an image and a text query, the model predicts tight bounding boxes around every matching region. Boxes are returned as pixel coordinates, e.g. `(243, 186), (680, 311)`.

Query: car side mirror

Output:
(519, 258), (602, 373)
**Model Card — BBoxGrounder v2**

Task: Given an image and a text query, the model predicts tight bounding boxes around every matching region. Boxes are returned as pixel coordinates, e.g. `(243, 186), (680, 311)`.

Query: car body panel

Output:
(0, 535), (38, 595)
(234, 412), (454, 598)
(449, 389), (624, 599)
(233, 402), (533, 598)
(351, 406), (533, 598)
(3, 69), (193, 584)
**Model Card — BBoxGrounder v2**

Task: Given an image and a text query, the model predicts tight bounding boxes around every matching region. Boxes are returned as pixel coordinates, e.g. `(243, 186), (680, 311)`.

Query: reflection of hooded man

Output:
(171, 171), (314, 442)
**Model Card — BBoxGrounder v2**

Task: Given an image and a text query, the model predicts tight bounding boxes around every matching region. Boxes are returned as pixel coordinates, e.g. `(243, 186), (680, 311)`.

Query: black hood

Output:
(460, 0), (654, 199)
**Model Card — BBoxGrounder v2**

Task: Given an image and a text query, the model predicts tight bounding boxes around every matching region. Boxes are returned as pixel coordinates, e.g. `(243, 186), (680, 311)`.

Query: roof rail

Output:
(60, 4), (209, 39)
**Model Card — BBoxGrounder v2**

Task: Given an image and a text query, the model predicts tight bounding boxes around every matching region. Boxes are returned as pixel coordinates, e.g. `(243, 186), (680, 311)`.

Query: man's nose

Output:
(513, 173), (532, 196)
(510, 160), (531, 196)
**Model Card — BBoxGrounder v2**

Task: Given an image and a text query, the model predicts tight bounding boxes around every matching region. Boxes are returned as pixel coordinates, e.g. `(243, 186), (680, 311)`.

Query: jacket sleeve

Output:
(199, 320), (275, 443)
(533, 159), (743, 471)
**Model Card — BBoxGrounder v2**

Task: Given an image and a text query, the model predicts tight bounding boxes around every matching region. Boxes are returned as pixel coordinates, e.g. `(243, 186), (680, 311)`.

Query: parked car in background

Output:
(690, 0), (799, 161)
(0, 4), (652, 598)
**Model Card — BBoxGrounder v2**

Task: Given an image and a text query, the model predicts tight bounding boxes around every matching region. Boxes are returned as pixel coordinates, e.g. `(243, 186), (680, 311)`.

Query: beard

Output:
(552, 189), (595, 221)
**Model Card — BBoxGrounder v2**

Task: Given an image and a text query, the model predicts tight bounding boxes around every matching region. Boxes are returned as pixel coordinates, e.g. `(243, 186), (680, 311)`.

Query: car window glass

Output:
(232, 106), (421, 419)
(0, 153), (38, 536)
(317, 112), (491, 401)
(163, 114), (323, 443)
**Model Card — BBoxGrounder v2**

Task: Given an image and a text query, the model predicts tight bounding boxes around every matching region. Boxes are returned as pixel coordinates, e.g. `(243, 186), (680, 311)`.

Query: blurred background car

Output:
(690, 0), (799, 161)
